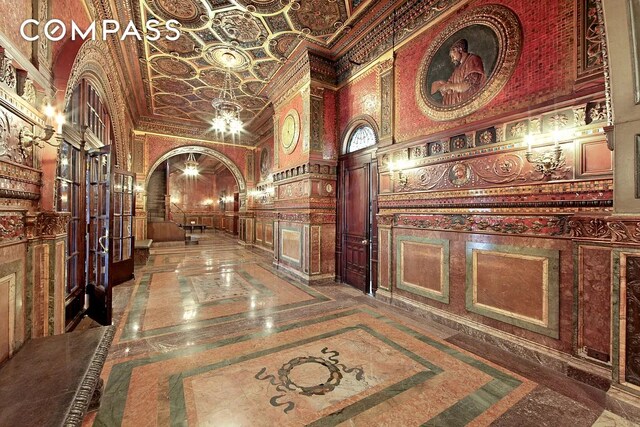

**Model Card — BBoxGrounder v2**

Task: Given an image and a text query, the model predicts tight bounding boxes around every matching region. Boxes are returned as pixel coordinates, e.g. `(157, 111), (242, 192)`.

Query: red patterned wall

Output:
(323, 88), (338, 160)
(0, 0), (33, 59)
(337, 67), (380, 145)
(276, 93), (305, 169)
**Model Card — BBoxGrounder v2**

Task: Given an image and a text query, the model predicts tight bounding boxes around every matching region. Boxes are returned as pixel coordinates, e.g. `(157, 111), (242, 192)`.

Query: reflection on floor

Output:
(85, 231), (640, 426)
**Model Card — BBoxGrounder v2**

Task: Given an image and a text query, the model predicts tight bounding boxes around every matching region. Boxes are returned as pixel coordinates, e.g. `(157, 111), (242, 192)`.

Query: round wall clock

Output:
(280, 109), (300, 155)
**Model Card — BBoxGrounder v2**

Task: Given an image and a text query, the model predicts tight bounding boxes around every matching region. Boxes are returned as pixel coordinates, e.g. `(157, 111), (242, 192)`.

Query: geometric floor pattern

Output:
(85, 232), (640, 426)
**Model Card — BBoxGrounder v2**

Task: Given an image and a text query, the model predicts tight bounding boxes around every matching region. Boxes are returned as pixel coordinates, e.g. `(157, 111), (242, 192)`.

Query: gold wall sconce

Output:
(18, 104), (65, 148)
(388, 159), (413, 186)
(524, 130), (572, 177)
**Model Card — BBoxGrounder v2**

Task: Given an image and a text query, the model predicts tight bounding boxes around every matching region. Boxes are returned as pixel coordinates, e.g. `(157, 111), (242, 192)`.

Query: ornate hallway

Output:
(81, 232), (639, 426)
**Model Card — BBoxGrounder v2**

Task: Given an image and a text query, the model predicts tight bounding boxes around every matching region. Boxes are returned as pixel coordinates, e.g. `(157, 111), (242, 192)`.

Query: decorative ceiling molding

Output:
(130, 0), (371, 129)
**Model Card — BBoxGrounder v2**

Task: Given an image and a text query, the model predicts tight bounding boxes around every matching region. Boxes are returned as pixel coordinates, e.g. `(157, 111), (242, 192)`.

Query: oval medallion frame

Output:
(416, 4), (522, 121)
(281, 109), (300, 155)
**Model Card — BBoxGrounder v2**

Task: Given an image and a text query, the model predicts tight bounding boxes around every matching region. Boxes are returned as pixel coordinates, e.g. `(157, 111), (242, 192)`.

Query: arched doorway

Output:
(145, 146), (247, 240)
(337, 117), (379, 294)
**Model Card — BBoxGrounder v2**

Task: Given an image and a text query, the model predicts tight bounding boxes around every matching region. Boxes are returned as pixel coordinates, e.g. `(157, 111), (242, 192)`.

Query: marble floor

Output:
(84, 231), (640, 426)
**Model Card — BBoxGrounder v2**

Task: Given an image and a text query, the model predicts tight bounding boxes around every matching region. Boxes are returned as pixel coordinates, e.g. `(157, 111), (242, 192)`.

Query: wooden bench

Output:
(0, 326), (115, 426)
(134, 239), (153, 266)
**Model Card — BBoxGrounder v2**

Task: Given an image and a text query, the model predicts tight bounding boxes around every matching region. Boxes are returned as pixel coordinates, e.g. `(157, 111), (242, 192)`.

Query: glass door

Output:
(86, 146), (112, 325)
(111, 170), (135, 285)
(58, 142), (85, 330)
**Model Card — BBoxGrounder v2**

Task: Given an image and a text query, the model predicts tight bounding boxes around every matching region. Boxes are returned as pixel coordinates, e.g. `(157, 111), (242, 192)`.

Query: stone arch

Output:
(62, 40), (129, 168)
(145, 145), (247, 210)
(340, 115), (379, 155)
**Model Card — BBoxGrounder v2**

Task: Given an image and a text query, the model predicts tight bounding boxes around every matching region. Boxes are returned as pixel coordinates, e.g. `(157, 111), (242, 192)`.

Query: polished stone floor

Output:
(84, 231), (640, 426)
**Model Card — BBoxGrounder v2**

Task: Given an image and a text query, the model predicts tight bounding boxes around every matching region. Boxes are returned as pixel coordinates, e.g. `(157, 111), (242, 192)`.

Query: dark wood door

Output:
(59, 142), (86, 330)
(339, 150), (374, 292)
(86, 146), (112, 325)
(111, 170), (136, 285)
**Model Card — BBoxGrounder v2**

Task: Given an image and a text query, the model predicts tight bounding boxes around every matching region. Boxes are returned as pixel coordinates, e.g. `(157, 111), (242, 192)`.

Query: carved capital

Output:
(26, 211), (70, 238)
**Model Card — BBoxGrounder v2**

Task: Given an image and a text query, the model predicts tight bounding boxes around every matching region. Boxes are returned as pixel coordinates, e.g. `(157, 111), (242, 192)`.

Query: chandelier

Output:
(211, 53), (243, 134)
(184, 152), (199, 176)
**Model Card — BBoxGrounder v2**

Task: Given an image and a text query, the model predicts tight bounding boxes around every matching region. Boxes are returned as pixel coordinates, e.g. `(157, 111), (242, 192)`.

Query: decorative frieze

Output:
(395, 214), (568, 236)
(273, 162), (337, 183)
(25, 211), (70, 238)
(378, 101), (607, 169)
(278, 212), (336, 224)
(379, 212), (640, 243)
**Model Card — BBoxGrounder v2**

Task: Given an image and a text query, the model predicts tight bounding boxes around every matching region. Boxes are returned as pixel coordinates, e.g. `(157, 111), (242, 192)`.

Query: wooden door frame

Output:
(336, 146), (379, 293)
(62, 138), (88, 331)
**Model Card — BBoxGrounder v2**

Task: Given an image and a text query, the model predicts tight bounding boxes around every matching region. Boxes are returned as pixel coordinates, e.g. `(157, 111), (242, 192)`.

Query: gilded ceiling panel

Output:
(134, 0), (359, 127)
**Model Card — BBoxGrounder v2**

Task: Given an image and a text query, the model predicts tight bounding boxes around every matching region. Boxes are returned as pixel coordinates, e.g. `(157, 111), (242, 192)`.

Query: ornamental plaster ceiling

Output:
(133, 0), (371, 129)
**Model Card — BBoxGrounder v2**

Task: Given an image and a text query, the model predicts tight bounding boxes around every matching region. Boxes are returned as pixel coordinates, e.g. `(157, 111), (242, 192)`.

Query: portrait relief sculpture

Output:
(431, 39), (487, 106)
(417, 5), (523, 121)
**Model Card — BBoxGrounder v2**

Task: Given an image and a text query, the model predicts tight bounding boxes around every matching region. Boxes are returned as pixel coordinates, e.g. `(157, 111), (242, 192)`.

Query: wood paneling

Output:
(581, 140), (612, 175)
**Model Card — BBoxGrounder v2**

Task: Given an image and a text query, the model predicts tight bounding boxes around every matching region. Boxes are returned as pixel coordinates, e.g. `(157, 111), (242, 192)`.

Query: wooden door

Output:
(111, 170), (135, 285)
(58, 142), (86, 330)
(339, 150), (374, 292)
(86, 146), (112, 325)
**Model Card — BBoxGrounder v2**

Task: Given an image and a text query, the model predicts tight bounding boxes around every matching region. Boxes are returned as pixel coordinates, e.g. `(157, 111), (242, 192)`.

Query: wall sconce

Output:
(134, 184), (144, 193)
(18, 104), (65, 148)
(202, 198), (214, 206)
(388, 159), (413, 186)
(524, 131), (570, 177)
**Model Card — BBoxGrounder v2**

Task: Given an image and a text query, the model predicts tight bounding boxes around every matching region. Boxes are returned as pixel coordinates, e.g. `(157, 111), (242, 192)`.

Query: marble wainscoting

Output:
(82, 231), (640, 426)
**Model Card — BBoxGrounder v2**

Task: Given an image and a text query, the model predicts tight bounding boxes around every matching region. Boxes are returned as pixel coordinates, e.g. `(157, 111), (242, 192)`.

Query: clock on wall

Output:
(280, 109), (300, 155)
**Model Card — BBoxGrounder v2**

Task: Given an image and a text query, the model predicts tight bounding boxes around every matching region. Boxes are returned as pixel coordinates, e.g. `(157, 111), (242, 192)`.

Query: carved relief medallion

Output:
(448, 162), (471, 186)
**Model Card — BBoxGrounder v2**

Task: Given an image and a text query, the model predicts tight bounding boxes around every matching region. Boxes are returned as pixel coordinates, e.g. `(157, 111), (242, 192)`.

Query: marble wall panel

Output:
(0, 272), (15, 363)
(265, 223), (274, 246)
(577, 245), (612, 363)
(256, 220), (264, 242)
(622, 254), (640, 387)
(280, 227), (302, 266)
(378, 228), (391, 291)
(0, 243), (26, 361)
(53, 240), (65, 335)
(390, 228), (572, 352)
(396, 236), (449, 303)
(31, 243), (49, 338)
(466, 242), (559, 338)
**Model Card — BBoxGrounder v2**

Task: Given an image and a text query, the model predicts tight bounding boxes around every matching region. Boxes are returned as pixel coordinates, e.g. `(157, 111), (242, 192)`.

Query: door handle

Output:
(98, 234), (109, 253)
(361, 239), (368, 245)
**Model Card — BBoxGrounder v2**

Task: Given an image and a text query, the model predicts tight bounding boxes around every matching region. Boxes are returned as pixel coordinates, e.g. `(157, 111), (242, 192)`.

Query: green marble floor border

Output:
(119, 265), (330, 342)
(168, 324), (443, 426)
(97, 307), (522, 427)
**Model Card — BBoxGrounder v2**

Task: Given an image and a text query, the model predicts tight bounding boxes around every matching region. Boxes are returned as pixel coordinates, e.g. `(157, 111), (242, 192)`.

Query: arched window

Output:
(346, 125), (376, 153)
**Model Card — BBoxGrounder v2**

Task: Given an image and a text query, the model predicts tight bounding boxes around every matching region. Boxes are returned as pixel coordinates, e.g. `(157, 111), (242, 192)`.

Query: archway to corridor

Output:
(145, 146), (247, 240)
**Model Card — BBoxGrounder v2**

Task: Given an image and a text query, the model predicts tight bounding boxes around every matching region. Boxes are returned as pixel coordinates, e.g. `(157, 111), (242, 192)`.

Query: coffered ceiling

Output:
(132, 0), (374, 130)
